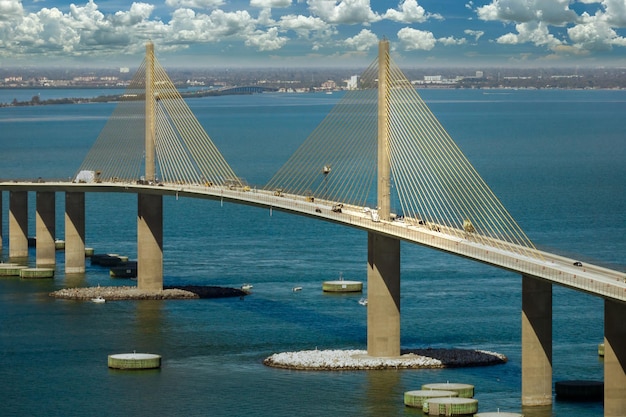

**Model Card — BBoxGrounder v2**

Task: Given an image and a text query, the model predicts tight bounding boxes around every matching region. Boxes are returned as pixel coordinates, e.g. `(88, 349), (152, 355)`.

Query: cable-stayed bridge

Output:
(1, 41), (625, 415)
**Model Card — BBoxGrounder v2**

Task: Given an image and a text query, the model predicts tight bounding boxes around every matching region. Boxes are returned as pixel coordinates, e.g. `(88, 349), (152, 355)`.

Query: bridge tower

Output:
(367, 39), (401, 358)
(137, 41), (164, 291)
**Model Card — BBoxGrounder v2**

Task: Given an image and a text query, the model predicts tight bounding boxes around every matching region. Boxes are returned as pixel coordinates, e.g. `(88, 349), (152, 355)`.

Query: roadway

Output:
(2, 180), (625, 303)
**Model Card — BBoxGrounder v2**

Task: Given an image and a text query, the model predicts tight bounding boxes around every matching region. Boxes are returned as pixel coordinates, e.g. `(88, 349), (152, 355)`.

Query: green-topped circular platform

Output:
(322, 280), (362, 292)
(404, 389), (458, 408)
(84, 247), (94, 257)
(20, 268), (55, 279)
(423, 397), (478, 416)
(0, 264), (28, 277)
(108, 353), (161, 370)
(422, 382), (475, 398)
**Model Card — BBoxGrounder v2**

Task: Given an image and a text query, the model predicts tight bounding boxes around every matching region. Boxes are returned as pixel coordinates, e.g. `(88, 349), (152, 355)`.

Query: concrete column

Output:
(604, 299), (626, 416)
(367, 232), (400, 357)
(0, 191), (3, 252)
(65, 192), (85, 273)
(9, 191), (28, 259)
(35, 191), (56, 266)
(377, 38), (391, 221)
(521, 275), (552, 406)
(137, 193), (162, 291)
(145, 41), (156, 182)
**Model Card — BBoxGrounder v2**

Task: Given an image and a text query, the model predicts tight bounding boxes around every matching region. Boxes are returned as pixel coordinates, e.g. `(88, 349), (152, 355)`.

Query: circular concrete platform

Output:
(322, 280), (362, 292)
(404, 389), (458, 408)
(20, 268), (55, 279)
(108, 353), (161, 370)
(422, 382), (475, 398)
(0, 264), (28, 277)
(423, 397), (478, 416)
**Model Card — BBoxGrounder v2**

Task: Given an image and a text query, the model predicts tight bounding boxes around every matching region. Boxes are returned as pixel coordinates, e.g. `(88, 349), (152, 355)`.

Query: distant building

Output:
(120, 67), (130, 73)
(321, 79), (337, 90)
(346, 75), (359, 90)
(424, 75), (442, 83)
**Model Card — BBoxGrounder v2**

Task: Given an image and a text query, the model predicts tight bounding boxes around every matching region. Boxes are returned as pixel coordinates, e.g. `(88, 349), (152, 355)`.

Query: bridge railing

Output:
(208, 184), (626, 302)
(2, 180), (625, 302)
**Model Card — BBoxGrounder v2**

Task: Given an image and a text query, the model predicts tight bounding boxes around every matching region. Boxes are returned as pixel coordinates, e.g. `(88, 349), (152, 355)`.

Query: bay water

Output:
(1, 88), (625, 416)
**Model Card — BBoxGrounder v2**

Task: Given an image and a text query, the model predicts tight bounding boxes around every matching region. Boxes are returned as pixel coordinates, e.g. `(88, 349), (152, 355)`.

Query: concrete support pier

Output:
(9, 191), (28, 259)
(0, 191), (3, 252)
(65, 192), (85, 273)
(521, 275), (552, 406)
(36, 191), (56, 266)
(367, 232), (400, 357)
(137, 193), (163, 291)
(604, 300), (626, 416)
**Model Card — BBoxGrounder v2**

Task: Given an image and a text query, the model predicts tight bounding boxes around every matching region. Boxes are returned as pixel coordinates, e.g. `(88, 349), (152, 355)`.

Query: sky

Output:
(2, 0), (626, 68)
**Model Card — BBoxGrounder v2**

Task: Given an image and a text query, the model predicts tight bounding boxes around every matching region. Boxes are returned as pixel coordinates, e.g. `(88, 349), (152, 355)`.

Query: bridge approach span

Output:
(3, 180), (625, 304)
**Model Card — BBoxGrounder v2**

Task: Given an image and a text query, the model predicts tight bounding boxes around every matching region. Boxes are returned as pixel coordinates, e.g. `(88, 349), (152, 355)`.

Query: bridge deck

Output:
(3, 180), (625, 303)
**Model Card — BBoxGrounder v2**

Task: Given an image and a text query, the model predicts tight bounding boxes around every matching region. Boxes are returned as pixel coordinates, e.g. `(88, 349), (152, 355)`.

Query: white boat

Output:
(292, 286), (303, 292)
(91, 296), (106, 303)
(241, 283), (253, 291)
(358, 297), (368, 306)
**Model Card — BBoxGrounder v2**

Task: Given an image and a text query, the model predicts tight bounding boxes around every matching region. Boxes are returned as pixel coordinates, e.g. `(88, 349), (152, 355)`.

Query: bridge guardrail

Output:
(2, 180), (625, 302)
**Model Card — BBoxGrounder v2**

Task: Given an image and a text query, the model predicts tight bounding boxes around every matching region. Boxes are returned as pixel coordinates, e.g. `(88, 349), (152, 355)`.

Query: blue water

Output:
(1, 88), (625, 417)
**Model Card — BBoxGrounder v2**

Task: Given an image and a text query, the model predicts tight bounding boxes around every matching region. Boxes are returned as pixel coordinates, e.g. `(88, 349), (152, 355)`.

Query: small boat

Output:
(292, 286), (303, 292)
(358, 297), (368, 306)
(241, 283), (253, 292)
(91, 296), (106, 303)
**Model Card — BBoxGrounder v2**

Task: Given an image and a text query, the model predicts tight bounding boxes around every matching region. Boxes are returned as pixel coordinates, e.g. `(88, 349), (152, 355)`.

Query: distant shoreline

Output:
(3, 84), (625, 108)
(0, 88), (260, 108)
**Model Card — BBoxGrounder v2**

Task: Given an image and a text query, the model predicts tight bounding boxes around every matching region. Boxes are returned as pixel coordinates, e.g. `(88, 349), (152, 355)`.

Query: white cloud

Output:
(496, 21), (563, 48)
(343, 28), (377, 50)
(307, 0), (380, 25)
(165, 0), (224, 9)
(567, 13), (626, 51)
(602, 0), (626, 26)
(477, 0), (577, 25)
(244, 26), (288, 50)
(397, 27), (436, 50)
(383, 0), (440, 24)
(111, 3), (155, 26)
(464, 29), (484, 41)
(250, 0), (292, 7)
(0, 0), (23, 21)
(279, 14), (334, 38)
(438, 36), (467, 46)
(170, 8), (256, 42)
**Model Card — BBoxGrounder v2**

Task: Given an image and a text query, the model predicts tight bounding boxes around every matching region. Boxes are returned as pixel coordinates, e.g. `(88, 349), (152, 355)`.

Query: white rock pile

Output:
(264, 348), (506, 370)
(50, 286), (198, 300)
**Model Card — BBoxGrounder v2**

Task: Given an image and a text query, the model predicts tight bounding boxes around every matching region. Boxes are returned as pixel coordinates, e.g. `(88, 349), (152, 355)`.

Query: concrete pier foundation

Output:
(521, 275), (552, 406)
(65, 192), (85, 273)
(137, 193), (163, 291)
(0, 191), (3, 252)
(604, 299), (626, 417)
(36, 191), (56, 266)
(9, 191), (28, 259)
(367, 232), (400, 357)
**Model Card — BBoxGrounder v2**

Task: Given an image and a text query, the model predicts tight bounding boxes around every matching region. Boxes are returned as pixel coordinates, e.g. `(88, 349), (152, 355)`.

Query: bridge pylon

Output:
(367, 39), (402, 358)
(137, 41), (163, 291)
